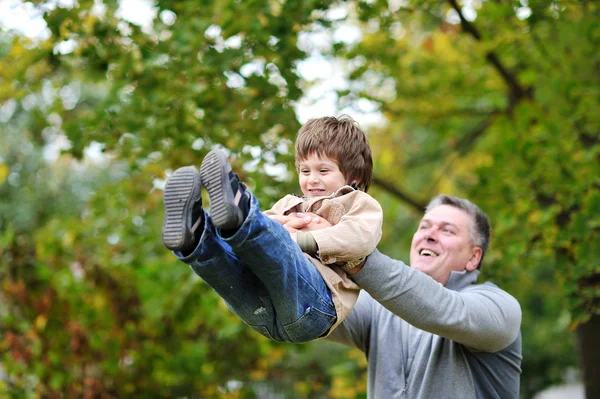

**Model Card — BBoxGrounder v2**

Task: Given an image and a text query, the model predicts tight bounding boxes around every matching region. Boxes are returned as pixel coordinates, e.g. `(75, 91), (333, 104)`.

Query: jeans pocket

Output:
(284, 306), (337, 343)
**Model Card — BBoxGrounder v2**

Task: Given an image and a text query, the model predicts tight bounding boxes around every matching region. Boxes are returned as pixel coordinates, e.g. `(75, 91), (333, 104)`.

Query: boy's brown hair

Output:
(295, 115), (373, 192)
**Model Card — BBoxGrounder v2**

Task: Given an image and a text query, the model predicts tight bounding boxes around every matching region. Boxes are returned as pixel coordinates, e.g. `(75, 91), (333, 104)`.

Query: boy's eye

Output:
(320, 169), (329, 173)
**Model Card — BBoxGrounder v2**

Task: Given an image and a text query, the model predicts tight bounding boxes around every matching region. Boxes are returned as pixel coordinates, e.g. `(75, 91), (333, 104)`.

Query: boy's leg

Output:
(174, 215), (282, 340)
(162, 166), (278, 339)
(224, 199), (337, 342)
(201, 149), (337, 343)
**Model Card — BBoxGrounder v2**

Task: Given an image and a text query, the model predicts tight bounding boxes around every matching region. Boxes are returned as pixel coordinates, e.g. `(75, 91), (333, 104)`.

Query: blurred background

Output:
(0, 0), (598, 398)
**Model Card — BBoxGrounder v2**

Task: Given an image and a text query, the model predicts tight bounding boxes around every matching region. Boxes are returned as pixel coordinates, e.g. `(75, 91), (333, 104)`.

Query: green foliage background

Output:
(0, 0), (598, 397)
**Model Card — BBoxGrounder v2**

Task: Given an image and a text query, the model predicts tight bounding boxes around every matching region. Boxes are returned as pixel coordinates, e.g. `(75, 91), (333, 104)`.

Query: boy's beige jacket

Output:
(263, 186), (383, 335)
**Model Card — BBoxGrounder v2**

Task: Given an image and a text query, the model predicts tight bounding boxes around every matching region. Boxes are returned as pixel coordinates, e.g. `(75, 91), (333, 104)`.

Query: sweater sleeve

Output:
(310, 194), (383, 264)
(351, 250), (522, 353)
(325, 290), (374, 352)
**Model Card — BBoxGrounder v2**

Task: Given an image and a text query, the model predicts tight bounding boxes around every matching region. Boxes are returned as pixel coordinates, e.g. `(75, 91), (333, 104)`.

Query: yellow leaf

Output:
(270, 347), (284, 361)
(0, 163), (8, 183)
(92, 293), (107, 309)
(10, 42), (25, 57)
(250, 369), (266, 380)
(201, 363), (214, 375)
(35, 314), (48, 331)
(62, 231), (75, 246)
(528, 210), (540, 224)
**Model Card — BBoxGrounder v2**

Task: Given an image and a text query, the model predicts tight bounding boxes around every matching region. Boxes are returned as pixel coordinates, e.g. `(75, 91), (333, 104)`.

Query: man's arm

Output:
(325, 290), (374, 349)
(352, 250), (521, 353)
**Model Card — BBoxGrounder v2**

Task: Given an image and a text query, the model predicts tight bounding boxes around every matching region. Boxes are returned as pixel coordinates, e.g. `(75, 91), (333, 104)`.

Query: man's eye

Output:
(443, 228), (454, 234)
(420, 225), (428, 230)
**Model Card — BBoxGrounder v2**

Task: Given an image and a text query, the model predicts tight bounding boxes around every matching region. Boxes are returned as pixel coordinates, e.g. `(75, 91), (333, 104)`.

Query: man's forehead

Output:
(422, 205), (470, 226)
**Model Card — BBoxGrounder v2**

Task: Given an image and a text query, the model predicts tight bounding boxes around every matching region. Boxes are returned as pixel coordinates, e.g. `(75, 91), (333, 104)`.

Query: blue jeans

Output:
(174, 195), (336, 343)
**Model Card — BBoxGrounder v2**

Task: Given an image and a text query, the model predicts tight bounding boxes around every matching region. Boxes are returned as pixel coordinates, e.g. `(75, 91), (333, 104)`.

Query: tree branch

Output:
(423, 117), (495, 199)
(372, 176), (427, 213)
(455, 116), (494, 156)
(406, 114), (496, 167)
(447, 0), (531, 103)
(371, 2), (534, 216)
(372, 118), (494, 211)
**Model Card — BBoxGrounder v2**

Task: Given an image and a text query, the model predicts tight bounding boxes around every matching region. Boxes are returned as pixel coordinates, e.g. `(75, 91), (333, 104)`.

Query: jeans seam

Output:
(296, 270), (336, 316)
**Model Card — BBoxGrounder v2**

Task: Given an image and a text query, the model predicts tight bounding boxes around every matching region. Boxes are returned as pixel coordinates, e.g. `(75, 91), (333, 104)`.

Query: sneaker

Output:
(162, 166), (204, 252)
(200, 149), (249, 231)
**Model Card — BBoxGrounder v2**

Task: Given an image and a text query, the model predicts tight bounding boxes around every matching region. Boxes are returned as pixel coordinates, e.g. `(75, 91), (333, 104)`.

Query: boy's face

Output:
(298, 154), (348, 198)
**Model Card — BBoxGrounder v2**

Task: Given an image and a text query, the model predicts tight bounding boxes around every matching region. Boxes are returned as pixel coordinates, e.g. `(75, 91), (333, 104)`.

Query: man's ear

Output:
(465, 247), (483, 272)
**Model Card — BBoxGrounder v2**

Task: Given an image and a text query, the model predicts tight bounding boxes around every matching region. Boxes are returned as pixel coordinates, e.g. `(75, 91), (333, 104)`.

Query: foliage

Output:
(0, 0), (598, 397)
(337, 1), (599, 397)
(1, 0), (368, 397)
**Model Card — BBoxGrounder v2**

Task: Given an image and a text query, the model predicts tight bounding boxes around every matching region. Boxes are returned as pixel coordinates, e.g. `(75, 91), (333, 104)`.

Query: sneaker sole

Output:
(200, 150), (242, 230)
(162, 166), (201, 251)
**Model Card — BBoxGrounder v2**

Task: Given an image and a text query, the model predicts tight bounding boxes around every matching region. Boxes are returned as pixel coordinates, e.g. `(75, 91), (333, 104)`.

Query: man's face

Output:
(410, 204), (482, 285)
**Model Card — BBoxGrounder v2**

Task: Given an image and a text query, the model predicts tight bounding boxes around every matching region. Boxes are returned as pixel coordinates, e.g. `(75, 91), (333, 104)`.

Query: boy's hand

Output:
(269, 212), (332, 235)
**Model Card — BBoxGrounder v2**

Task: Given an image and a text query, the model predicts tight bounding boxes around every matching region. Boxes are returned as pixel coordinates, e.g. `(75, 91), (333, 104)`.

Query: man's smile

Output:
(418, 248), (439, 257)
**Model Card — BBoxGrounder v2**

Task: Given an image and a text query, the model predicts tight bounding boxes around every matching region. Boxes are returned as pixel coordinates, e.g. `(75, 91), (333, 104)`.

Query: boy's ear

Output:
(350, 180), (360, 190)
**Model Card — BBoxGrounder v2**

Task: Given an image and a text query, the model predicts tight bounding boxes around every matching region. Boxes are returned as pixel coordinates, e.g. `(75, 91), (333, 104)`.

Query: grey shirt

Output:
(327, 250), (522, 398)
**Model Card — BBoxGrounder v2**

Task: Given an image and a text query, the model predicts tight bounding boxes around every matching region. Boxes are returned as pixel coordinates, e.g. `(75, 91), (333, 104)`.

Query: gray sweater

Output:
(327, 250), (522, 398)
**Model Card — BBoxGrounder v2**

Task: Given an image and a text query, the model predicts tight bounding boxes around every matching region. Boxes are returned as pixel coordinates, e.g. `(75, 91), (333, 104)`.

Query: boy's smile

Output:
(298, 154), (348, 198)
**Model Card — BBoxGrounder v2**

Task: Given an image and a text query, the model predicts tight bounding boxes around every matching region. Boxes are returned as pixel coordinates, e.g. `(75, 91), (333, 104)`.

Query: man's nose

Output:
(424, 228), (438, 242)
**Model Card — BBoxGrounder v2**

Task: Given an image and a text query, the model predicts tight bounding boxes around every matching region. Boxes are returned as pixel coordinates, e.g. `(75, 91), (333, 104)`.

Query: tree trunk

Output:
(577, 313), (600, 399)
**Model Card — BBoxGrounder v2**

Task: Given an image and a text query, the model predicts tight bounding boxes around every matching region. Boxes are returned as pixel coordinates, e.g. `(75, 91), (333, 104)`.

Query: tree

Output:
(1, 1), (363, 397)
(1, 0), (598, 397)
(333, 1), (599, 397)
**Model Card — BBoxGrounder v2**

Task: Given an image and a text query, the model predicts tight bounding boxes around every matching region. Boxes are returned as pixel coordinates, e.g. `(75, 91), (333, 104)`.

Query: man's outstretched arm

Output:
(351, 250), (521, 352)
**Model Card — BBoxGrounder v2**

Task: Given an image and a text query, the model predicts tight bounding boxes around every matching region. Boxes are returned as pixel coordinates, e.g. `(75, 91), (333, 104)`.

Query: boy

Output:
(162, 115), (382, 342)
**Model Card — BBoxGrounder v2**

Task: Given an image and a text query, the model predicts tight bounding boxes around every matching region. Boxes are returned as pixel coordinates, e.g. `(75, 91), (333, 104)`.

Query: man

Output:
(273, 194), (522, 398)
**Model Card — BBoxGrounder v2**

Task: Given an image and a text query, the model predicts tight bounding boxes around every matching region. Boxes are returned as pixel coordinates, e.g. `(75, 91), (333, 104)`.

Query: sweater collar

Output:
(446, 269), (480, 291)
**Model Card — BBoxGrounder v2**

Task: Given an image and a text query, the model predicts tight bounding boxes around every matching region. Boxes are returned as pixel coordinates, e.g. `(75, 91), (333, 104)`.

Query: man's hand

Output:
(269, 212), (332, 235)
(270, 212), (367, 275)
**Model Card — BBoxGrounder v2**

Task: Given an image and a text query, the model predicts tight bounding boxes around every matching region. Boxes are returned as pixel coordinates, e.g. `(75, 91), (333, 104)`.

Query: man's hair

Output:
(425, 194), (491, 269)
(295, 115), (373, 192)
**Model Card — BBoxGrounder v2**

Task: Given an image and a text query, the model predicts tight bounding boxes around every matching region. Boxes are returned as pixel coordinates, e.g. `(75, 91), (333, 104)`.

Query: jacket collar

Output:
(284, 185), (358, 214)
(300, 184), (356, 201)
(446, 269), (480, 291)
